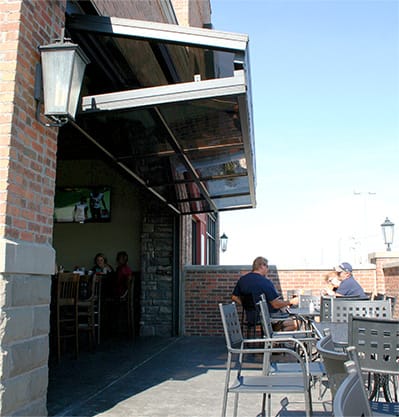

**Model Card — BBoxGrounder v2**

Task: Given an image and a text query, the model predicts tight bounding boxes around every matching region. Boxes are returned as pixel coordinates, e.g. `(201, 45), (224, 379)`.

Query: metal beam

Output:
(82, 70), (246, 113)
(68, 14), (249, 53)
(69, 120), (181, 215)
(115, 142), (244, 160)
(152, 107), (218, 213)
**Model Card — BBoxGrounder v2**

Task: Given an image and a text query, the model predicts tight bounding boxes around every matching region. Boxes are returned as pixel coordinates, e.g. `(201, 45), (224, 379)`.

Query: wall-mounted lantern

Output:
(36, 29), (89, 127)
(220, 233), (228, 252)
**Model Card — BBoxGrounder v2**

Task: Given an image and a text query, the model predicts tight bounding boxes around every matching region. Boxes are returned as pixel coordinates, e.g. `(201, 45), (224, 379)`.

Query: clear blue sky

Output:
(211, 0), (399, 266)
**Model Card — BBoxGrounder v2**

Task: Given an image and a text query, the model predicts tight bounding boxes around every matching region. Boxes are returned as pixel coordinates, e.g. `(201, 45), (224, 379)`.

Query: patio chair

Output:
(332, 298), (392, 322)
(56, 272), (80, 361)
(258, 294), (315, 345)
(320, 296), (333, 322)
(346, 346), (399, 417)
(286, 289), (312, 299)
(78, 273), (102, 348)
(332, 358), (373, 417)
(348, 315), (399, 402)
(316, 334), (348, 399)
(238, 293), (261, 338)
(219, 302), (311, 417)
(258, 297), (326, 399)
(299, 294), (320, 310)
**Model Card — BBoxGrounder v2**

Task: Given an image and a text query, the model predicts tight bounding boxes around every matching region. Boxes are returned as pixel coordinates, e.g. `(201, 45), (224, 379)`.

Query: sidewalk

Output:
(47, 336), (332, 417)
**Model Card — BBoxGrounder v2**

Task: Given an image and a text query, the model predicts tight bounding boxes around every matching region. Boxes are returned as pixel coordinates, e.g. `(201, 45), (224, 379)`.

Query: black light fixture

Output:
(381, 217), (394, 251)
(36, 29), (89, 127)
(220, 233), (228, 252)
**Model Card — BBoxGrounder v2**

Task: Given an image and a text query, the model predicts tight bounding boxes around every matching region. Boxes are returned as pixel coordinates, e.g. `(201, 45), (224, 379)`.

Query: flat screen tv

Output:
(54, 186), (111, 223)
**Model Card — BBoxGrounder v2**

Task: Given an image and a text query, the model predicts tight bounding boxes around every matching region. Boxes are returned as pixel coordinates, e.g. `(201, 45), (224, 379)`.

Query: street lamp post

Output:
(381, 217), (394, 251)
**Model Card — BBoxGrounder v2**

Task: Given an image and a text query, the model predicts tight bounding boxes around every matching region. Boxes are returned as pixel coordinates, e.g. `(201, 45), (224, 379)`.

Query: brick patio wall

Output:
(381, 263), (399, 318)
(183, 256), (399, 336)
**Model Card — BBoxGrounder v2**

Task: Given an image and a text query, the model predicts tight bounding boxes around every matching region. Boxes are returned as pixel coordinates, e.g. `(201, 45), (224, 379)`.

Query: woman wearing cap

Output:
(334, 262), (366, 298)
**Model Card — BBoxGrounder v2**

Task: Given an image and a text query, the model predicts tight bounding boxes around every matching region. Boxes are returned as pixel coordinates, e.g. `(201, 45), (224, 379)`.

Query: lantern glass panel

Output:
(41, 49), (75, 117)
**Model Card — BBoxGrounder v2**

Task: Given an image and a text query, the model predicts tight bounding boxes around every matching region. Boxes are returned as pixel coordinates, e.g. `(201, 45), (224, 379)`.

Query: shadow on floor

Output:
(47, 336), (227, 416)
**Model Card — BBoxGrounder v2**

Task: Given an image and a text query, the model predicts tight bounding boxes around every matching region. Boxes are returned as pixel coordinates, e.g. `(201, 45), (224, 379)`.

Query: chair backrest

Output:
(332, 358), (373, 417)
(332, 298), (392, 322)
(385, 295), (397, 315)
(239, 293), (258, 325)
(258, 295), (274, 338)
(287, 289), (312, 299)
(316, 334), (348, 398)
(57, 273), (80, 306)
(348, 315), (399, 375)
(91, 274), (101, 300)
(299, 294), (320, 310)
(219, 303), (244, 348)
(320, 296), (333, 321)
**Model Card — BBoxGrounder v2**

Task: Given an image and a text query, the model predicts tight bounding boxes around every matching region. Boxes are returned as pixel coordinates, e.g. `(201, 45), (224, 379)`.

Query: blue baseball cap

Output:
(335, 262), (353, 273)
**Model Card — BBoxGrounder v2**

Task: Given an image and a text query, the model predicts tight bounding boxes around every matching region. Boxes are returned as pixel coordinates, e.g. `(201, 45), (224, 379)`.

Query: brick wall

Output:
(0, 0), (61, 244)
(183, 261), (399, 336)
(0, 1), (63, 415)
(382, 263), (399, 318)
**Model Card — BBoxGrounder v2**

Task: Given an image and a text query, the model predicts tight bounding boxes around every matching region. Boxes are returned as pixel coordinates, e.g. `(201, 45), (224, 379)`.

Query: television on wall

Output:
(54, 186), (111, 223)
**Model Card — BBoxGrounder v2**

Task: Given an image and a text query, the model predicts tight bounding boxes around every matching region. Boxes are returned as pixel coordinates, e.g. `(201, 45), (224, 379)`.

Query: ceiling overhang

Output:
(64, 13), (256, 215)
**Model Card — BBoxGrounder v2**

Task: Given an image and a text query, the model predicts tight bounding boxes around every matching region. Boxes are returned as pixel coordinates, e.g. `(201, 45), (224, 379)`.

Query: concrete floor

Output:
(47, 336), (332, 417)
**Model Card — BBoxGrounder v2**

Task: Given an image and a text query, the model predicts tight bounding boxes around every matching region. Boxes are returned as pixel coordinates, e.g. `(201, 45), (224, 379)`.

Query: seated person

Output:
(91, 252), (114, 296)
(91, 252), (113, 275)
(231, 256), (299, 331)
(321, 271), (340, 296)
(334, 262), (366, 298)
(114, 251), (133, 300)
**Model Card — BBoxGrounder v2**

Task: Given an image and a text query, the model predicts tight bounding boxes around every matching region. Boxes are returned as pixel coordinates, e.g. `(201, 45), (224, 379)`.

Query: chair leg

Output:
(75, 311), (79, 359)
(57, 310), (61, 362)
(260, 393), (266, 417)
(305, 390), (312, 417)
(233, 393), (239, 417)
(267, 393), (271, 417)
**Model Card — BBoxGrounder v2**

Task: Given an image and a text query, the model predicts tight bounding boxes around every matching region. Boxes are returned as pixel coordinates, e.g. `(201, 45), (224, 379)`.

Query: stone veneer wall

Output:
(140, 202), (175, 336)
(183, 260), (399, 336)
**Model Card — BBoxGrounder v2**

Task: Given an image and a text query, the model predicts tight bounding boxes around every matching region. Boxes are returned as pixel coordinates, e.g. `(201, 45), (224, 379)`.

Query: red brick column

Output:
(0, 1), (65, 415)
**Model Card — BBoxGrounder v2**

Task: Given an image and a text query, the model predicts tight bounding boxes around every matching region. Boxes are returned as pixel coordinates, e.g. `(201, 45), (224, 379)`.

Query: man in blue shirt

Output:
(232, 256), (298, 331)
(334, 262), (366, 298)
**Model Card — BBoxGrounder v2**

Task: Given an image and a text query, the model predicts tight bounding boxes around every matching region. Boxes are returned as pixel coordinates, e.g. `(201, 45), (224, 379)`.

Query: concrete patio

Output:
(47, 336), (332, 417)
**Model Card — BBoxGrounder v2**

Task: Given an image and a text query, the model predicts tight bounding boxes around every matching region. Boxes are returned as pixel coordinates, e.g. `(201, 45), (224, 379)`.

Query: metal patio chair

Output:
(299, 294), (321, 310)
(258, 297), (326, 399)
(332, 357), (373, 417)
(320, 296), (334, 322)
(238, 293), (261, 338)
(348, 315), (399, 403)
(346, 346), (399, 417)
(219, 302), (311, 417)
(316, 334), (349, 400)
(258, 294), (315, 346)
(332, 298), (392, 322)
